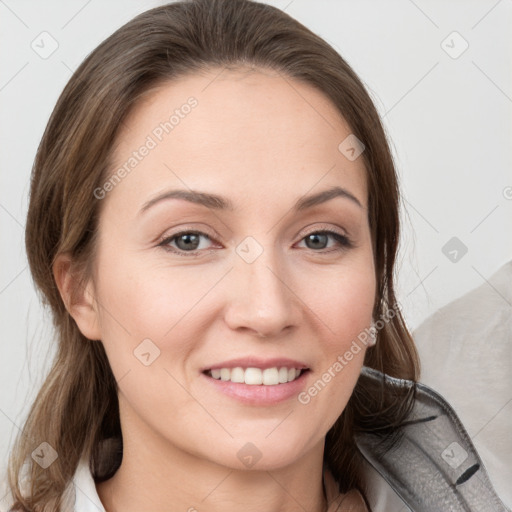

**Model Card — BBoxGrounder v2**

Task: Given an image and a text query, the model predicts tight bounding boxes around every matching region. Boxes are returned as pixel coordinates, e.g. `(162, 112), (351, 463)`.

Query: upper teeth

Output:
(209, 367), (302, 385)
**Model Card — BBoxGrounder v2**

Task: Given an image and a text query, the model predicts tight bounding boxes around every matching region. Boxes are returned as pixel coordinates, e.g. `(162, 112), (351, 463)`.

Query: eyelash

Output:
(157, 228), (354, 258)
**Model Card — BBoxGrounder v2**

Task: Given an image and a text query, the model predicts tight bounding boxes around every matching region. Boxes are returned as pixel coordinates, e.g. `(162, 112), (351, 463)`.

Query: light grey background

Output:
(1, 0), (511, 493)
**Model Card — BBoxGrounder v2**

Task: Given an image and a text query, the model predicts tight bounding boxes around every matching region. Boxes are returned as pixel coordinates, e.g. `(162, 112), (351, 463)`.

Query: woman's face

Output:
(83, 67), (376, 470)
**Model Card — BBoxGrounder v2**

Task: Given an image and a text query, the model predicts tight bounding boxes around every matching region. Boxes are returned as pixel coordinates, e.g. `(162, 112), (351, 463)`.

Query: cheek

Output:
(304, 258), (376, 350)
(92, 253), (213, 413)
(94, 252), (216, 343)
(294, 260), (376, 426)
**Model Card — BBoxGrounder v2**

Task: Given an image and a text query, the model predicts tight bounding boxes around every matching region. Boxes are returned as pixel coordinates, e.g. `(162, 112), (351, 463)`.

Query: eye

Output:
(296, 230), (353, 252)
(158, 230), (215, 257)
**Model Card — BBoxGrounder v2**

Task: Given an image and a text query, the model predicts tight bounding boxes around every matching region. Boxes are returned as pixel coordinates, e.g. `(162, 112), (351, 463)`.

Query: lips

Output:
(201, 366), (310, 405)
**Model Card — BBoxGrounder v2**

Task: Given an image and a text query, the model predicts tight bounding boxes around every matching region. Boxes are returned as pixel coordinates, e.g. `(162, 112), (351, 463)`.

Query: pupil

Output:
(178, 233), (199, 250)
(307, 233), (327, 249)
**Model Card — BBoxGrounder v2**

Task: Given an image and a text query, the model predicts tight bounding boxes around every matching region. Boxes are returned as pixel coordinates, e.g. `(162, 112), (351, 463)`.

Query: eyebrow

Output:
(139, 185), (363, 215)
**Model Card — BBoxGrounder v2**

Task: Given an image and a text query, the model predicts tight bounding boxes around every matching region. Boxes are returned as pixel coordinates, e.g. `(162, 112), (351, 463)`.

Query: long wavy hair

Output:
(7, 0), (420, 509)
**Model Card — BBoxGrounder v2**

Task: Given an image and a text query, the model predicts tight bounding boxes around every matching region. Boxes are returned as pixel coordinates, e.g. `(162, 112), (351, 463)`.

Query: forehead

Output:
(106, 67), (368, 215)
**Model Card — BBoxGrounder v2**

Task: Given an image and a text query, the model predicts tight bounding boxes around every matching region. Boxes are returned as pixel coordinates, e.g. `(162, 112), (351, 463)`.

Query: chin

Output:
(198, 426), (320, 472)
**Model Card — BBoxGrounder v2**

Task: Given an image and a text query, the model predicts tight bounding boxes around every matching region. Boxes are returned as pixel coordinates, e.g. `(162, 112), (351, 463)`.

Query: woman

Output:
(4, 1), (507, 511)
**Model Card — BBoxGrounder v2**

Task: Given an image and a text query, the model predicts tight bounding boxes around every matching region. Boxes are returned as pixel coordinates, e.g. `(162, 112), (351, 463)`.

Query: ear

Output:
(53, 252), (102, 340)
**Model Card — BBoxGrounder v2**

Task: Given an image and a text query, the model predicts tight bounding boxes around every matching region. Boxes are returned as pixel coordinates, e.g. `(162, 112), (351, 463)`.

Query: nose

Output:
(223, 243), (302, 339)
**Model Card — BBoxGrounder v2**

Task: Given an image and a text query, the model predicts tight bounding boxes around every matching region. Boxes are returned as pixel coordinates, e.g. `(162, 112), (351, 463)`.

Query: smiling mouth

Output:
(203, 366), (310, 385)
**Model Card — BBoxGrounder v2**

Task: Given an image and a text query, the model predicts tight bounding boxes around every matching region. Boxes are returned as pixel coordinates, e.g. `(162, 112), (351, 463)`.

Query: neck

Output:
(96, 405), (328, 512)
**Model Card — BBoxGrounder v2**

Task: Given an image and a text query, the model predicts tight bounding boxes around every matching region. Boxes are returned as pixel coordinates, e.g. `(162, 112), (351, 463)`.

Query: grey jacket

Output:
(356, 367), (510, 512)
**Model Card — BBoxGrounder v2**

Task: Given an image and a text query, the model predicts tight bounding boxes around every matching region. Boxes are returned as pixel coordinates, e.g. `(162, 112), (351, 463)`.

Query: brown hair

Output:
(8, 0), (420, 509)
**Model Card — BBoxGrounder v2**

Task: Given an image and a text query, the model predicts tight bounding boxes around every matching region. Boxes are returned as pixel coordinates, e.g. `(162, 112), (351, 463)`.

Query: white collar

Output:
(72, 457), (106, 512)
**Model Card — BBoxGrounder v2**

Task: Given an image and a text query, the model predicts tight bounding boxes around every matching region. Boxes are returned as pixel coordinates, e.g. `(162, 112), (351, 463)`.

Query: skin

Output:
(55, 67), (374, 512)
